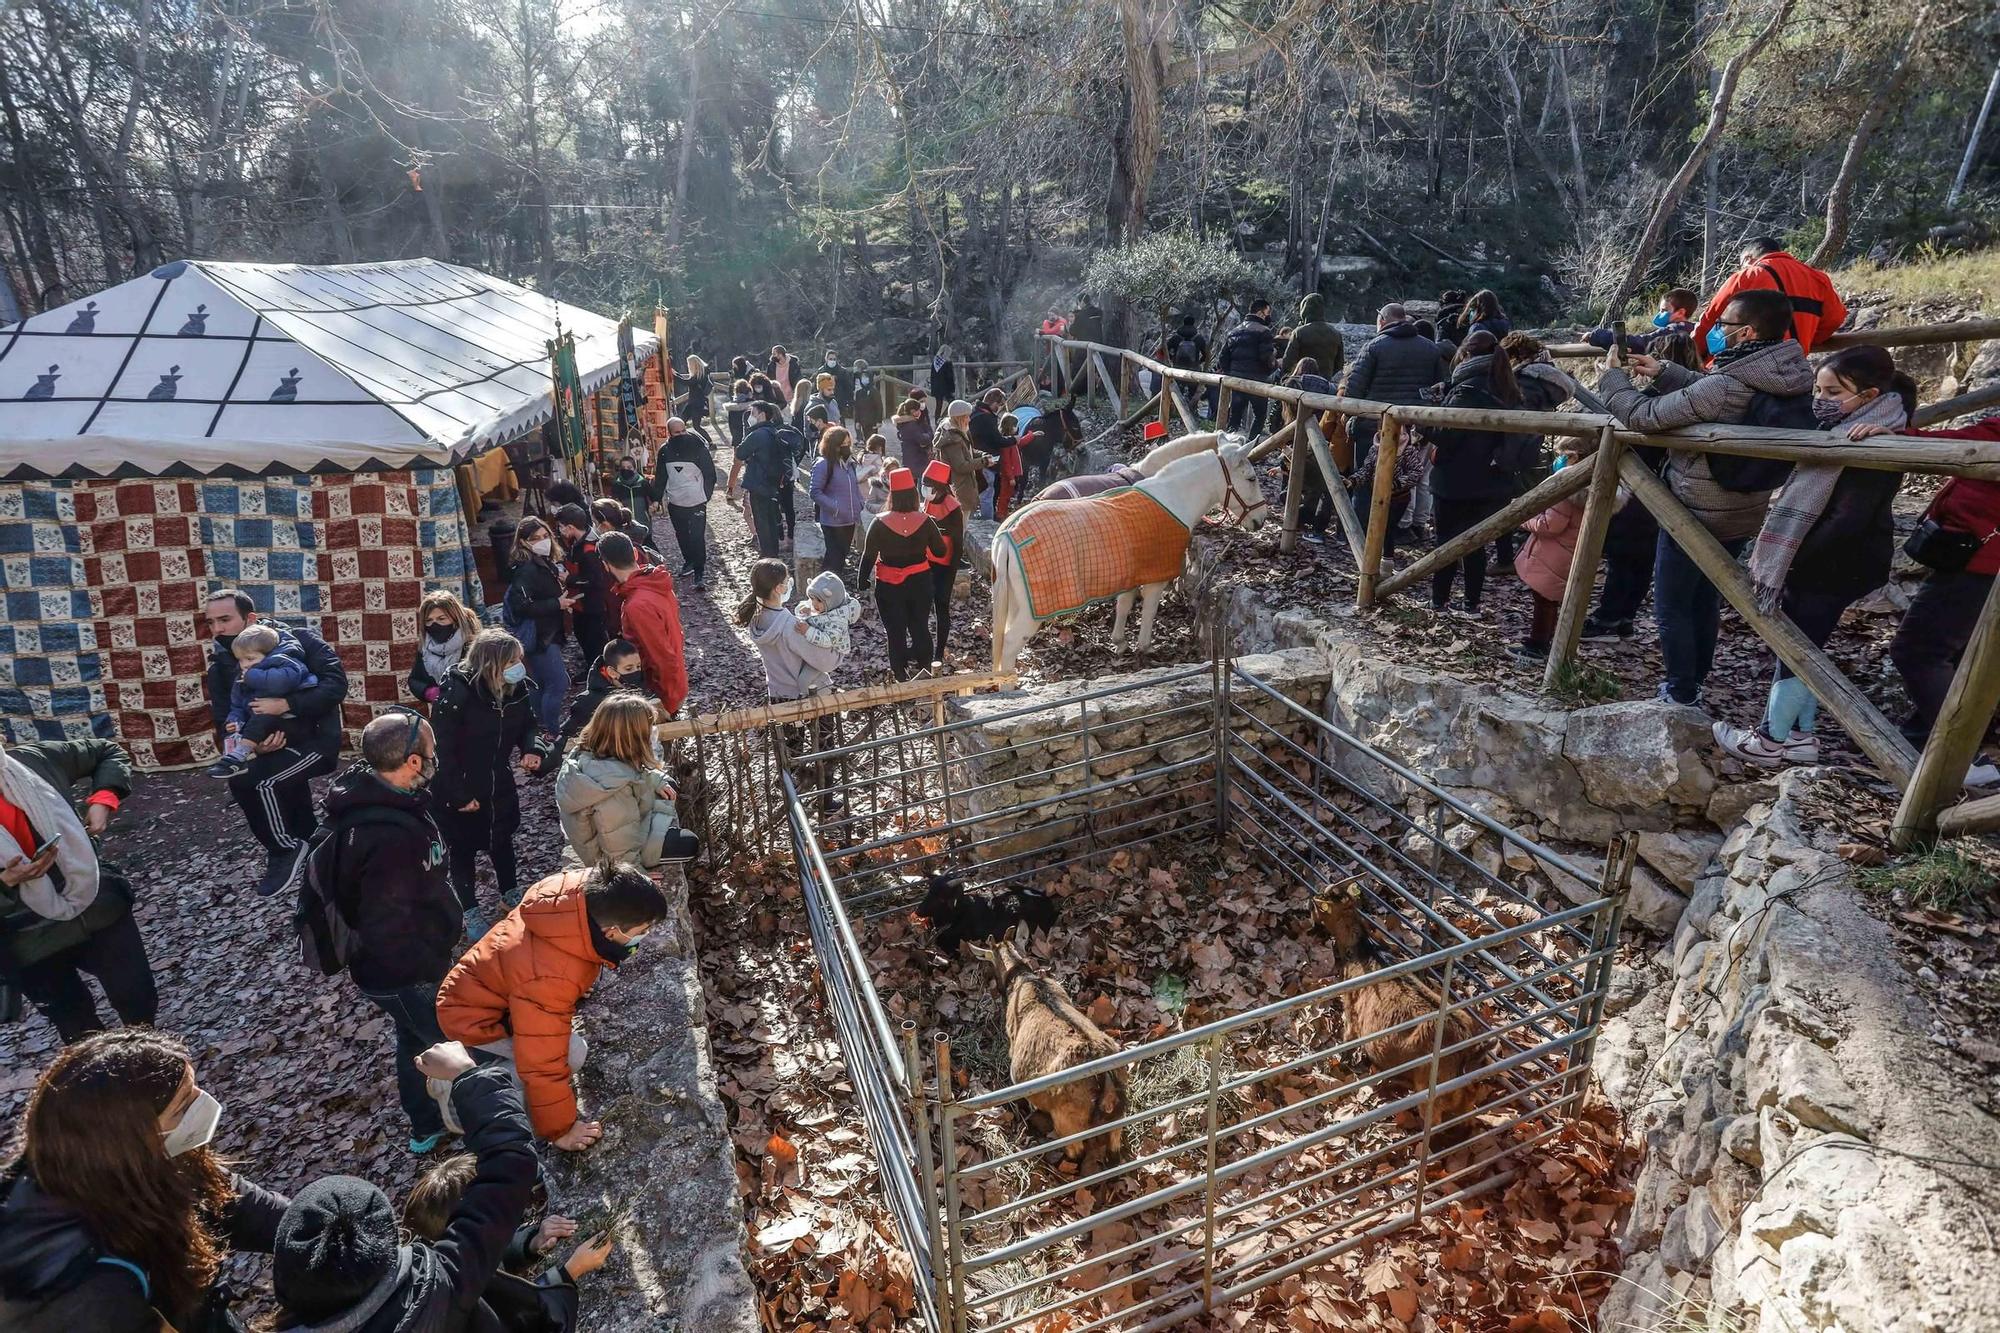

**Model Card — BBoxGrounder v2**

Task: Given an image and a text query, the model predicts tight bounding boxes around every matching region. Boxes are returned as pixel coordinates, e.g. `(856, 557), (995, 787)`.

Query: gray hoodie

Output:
(748, 601), (847, 700)
(1598, 340), (1814, 542)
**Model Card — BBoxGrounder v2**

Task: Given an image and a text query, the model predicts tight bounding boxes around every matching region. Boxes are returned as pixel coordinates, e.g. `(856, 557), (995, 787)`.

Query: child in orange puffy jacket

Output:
(433, 864), (669, 1151)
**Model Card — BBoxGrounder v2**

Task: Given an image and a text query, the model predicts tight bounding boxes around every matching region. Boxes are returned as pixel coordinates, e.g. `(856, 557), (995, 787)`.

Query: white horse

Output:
(990, 440), (1268, 672)
(1034, 430), (1221, 502)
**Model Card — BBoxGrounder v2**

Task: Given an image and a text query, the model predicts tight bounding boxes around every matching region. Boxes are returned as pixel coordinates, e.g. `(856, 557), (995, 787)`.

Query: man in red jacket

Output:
(1853, 415), (2000, 751)
(1694, 236), (1849, 353)
(598, 532), (688, 717)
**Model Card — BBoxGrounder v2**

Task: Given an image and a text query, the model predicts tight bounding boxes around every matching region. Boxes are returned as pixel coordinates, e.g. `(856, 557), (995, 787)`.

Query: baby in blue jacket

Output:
(209, 622), (318, 777)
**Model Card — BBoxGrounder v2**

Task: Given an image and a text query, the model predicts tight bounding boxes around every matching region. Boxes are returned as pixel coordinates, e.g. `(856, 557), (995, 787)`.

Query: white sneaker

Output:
(1781, 731), (1820, 764)
(1967, 755), (2000, 788)
(1713, 721), (1789, 768)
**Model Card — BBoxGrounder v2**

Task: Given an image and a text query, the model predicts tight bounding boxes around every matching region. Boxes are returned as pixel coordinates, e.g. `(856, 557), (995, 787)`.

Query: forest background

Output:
(4, 0), (1999, 358)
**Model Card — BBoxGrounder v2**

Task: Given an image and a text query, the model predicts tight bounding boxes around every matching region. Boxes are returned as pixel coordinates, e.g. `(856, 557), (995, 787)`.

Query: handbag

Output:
(0, 861), (132, 968)
(1905, 517), (1992, 574)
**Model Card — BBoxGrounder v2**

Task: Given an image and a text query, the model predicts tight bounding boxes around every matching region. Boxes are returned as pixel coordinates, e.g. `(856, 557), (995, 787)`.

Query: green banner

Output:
(547, 331), (588, 472)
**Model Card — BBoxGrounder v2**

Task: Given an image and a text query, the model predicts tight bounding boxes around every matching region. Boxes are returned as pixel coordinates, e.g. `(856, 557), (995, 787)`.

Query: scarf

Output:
(1747, 390), (1909, 609)
(0, 752), (99, 920)
(420, 626), (467, 688)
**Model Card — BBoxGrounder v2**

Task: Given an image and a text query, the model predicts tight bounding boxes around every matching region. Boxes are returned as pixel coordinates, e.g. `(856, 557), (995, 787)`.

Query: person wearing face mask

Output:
(1712, 346), (1914, 767)
(503, 517), (575, 736)
(1596, 288), (1814, 707)
(430, 631), (555, 943)
(409, 590), (479, 708)
(609, 454), (651, 523)
(317, 712), (461, 1153)
(0, 1028), (291, 1331)
(567, 638), (652, 732)
(434, 863), (671, 1151)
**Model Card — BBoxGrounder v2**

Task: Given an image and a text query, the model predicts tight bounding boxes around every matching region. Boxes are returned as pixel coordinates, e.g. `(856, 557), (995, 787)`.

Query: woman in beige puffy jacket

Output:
(554, 693), (699, 868)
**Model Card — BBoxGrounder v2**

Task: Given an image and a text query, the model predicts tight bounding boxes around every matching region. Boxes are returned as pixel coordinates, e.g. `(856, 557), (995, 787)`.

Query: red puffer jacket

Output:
(1916, 420), (2000, 576)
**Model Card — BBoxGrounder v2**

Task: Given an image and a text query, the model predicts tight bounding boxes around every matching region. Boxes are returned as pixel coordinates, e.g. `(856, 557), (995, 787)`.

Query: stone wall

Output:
(1593, 770), (2000, 1333)
(944, 647), (1326, 857)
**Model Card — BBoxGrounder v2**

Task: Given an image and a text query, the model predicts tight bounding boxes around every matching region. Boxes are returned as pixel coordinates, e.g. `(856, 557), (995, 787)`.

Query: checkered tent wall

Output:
(0, 467), (482, 770)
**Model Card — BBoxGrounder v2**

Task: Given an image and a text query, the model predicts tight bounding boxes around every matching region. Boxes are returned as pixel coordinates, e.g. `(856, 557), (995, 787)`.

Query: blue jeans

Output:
(524, 639), (569, 733)
(1653, 530), (1748, 705)
(360, 981), (446, 1136)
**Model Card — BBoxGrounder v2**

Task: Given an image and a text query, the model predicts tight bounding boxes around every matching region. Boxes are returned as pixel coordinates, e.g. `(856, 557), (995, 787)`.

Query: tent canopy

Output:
(0, 259), (656, 480)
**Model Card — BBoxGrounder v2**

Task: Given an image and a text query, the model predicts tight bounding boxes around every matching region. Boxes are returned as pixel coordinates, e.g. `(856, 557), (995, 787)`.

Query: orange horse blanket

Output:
(1001, 486), (1191, 621)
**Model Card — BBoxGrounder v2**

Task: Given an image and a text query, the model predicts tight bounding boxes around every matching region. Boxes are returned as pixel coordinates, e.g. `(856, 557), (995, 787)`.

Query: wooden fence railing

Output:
(1032, 325), (2000, 849)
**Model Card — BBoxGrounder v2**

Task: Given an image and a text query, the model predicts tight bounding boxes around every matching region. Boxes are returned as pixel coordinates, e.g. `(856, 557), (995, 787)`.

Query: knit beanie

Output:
(807, 570), (849, 611)
(946, 400), (974, 419)
(273, 1176), (403, 1321)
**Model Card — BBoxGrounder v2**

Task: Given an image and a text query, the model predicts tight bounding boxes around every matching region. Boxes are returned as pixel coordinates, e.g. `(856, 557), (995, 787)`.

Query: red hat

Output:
(922, 459), (952, 487)
(1143, 420), (1169, 441)
(888, 467), (917, 492)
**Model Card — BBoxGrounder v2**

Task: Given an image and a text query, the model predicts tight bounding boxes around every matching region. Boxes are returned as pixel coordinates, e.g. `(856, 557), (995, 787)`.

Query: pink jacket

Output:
(1516, 496), (1584, 602)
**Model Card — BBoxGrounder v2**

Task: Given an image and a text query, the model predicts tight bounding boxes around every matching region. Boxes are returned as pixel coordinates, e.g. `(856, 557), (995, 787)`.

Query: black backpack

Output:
(1173, 334), (1201, 365)
(1707, 391), (1810, 493)
(295, 806), (431, 976)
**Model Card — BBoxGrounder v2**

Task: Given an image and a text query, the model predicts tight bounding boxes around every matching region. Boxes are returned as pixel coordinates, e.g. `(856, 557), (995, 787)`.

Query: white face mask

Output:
(530, 537), (553, 557)
(163, 1089), (222, 1158)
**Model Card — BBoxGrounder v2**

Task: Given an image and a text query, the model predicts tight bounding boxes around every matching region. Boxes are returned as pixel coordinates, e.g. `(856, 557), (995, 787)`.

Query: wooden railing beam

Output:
(1892, 572), (2000, 847)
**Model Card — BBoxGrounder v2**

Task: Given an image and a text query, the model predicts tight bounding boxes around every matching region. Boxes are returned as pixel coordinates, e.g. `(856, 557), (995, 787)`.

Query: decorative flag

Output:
(616, 318), (641, 442)
(547, 331), (588, 474)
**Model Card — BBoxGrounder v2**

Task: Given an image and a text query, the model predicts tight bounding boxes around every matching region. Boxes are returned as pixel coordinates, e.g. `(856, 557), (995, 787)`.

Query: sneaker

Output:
(1967, 754), (2000, 788)
(464, 907), (492, 942)
(1581, 617), (1632, 643)
(1508, 644), (1549, 664)
(1713, 722), (1789, 768)
(256, 844), (307, 898)
(1657, 682), (1704, 709)
(1301, 531), (1325, 546)
(690, 577), (707, 591)
(206, 757), (248, 779)
(408, 1130), (446, 1155)
(1781, 731), (1820, 764)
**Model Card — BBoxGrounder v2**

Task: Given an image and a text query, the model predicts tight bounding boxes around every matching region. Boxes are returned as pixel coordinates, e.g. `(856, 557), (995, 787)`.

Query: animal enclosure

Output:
(771, 655), (1630, 1333)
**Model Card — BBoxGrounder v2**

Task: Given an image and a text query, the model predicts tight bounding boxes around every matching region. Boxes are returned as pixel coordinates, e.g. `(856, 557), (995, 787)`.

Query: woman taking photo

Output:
(408, 589), (479, 707)
(431, 630), (554, 940)
(809, 425), (863, 576)
(1425, 331), (1525, 616)
(0, 1029), (290, 1329)
(503, 515), (573, 735)
(555, 693), (699, 870)
(857, 468), (947, 680)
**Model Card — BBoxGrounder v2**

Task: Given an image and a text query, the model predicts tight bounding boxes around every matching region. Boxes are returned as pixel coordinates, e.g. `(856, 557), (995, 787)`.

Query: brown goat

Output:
(972, 936), (1129, 1173)
(1313, 877), (1492, 1138)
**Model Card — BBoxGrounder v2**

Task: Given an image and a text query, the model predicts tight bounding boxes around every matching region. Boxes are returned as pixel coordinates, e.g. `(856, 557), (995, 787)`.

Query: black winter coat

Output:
(205, 621), (348, 755)
(431, 667), (552, 844)
(322, 765), (457, 992)
(1217, 317), (1278, 378)
(1342, 324), (1452, 408)
(1787, 467), (1904, 600)
(0, 1166), (288, 1332)
(968, 406), (1009, 459)
(1426, 362), (1522, 501)
(562, 540), (616, 629)
(285, 1067), (538, 1333)
(504, 559), (567, 648)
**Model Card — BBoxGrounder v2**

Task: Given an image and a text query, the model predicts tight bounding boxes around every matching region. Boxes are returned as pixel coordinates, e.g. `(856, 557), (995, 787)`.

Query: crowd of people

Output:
(1103, 234), (1996, 777)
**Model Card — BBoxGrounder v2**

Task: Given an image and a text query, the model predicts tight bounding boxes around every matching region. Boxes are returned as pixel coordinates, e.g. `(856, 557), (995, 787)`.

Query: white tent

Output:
(0, 258), (656, 479)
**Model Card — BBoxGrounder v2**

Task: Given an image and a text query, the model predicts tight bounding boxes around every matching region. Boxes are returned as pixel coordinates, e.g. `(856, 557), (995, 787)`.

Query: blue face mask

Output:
(1706, 327), (1728, 355)
(502, 662), (528, 685)
(1652, 311), (1672, 329)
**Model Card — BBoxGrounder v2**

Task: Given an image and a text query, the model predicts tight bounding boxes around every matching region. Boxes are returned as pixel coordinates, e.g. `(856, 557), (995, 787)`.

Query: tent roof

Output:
(0, 259), (656, 480)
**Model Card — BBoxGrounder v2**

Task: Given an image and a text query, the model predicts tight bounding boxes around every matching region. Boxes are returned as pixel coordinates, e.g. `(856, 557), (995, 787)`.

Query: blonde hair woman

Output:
(430, 628), (554, 937)
(555, 693), (698, 868)
(682, 354), (712, 441)
(410, 589), (479, 705)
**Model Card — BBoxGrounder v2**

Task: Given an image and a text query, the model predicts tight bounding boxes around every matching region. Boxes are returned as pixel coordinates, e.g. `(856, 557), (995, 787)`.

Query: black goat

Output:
(913, 874), (1057, 953)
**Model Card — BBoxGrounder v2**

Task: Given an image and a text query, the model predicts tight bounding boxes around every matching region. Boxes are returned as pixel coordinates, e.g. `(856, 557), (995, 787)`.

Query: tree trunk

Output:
(666, 27), (702, 258)
(0, 57), (63, 297)
(1808, 13), (1929, 267)
(1600, 0), (1798, 321)
(1108, 0), (1167, 242)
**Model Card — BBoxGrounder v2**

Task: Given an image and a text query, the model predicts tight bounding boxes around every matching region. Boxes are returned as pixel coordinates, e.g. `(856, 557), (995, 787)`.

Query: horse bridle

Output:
(1215, 454), (1269, 525)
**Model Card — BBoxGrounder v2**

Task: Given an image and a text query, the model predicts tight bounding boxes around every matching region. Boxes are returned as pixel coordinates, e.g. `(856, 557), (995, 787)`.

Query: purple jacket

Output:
(810, 458), (863, 527)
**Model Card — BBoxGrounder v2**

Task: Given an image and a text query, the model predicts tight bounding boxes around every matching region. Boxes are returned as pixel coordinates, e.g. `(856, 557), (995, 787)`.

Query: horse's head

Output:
(1216, 442), (1269, 531)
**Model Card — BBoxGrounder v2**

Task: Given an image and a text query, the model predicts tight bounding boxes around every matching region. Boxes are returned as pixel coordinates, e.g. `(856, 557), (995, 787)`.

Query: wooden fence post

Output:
(1301, 413), (1368, 565)
(1358, 413), (1401, 608)
(1159, 377), (1174, 433)
(1542, 425), (1624, 691)
(1892, 574), (2000, 848)
(1280, 408), (1307, 555)
(1217, 384), (1235, 432)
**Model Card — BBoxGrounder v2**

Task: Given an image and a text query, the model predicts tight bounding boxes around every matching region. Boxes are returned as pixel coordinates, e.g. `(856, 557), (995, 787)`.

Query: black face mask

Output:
(425, 622), (457, 643)
(615, 669), (645, 689)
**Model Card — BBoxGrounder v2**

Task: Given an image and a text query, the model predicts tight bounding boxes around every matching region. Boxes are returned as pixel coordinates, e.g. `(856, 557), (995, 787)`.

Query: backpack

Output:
(499, 579), (541, 654)
(1173, 334), (1201, 365)
(295, 806), (430, 976)
(1708, 390), (1809, 493)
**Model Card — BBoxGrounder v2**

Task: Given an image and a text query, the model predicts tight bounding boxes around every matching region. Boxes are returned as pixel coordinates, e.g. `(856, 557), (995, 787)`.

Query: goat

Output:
(914, 874), (1057, 954)
(1313, 876), (1492, 1139)
(969, 935), (1127, 1174)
